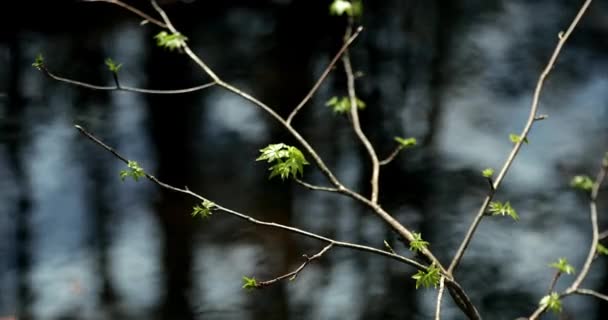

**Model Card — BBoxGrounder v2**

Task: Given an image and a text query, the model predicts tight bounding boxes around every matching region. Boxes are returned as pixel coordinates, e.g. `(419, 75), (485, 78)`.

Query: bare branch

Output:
(82, 0), (167, 29)
(257, 244), (333, 288)
(38, 65), (216, 94)
(286, 26), (363, 124)
(379, 146), (403, 166)
(74, 124), (427, 271)
(342, 22), (381, 204)
(435, 276), (446, 320)
(573, 288), (608, 302)
(448, 0), (593, 275)
(294, 178), (340, 193)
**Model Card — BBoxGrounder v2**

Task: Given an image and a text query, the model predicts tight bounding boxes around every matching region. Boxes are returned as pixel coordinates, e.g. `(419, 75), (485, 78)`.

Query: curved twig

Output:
(82, 0), (168, 28)
(257, 243), (333, 287)
(448, 0), (593, 275)
(294, 178), (340, 192)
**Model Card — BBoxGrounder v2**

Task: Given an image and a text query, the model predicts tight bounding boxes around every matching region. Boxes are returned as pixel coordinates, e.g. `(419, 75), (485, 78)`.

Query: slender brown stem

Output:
(574, 288), (608, 302)
(74, 124), (427, 271)
(448, 0), (593, 275)
(39, 65), (216, 94)
(342, 22), (381, 204)
(379, 146), (403, 166)
(286, 26), (363, 125)
(257, 244), (333, 287)
(82, 0), (167, 28)
(435, 276), (446, 320)
(294, 178), (340, 193)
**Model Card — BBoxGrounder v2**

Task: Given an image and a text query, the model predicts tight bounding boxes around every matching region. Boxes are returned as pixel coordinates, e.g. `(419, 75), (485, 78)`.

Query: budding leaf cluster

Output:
(394, 137), (417, 150)
(482, 168), (495, 178)
(597, 243), (608, 256)
(105, 58), (122, 73)
(570, 175), (593, 192)
(256, 143), (309, 180)
(329, 0), (362, 17)
(488, 201), (519, 221)
(540, 292), (562, 314)
(509, 133), (529, 144)
(242, 276), (258, 290)
(120, 161), (145, 182)
(154, 31), (188, 51)
(412, 263), (440, 289)
(409, 232), (429, 253)
(325, 96), (366, 114)
(32, 53), (44, 70)
(549, 258), (575, 275)
(192, 200), (215, 219)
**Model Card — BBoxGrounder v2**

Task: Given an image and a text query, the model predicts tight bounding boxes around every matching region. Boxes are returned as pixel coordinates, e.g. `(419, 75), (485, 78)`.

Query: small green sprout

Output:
(394, 137), (417, 149)
(325, 96), (366, 114)
(192, 200), (215, 219)
(488, 201), (519, 221)
(509, 133), (529, 144)
(242, 276), (258, 290)
(119, 161), (145, 182)
(597, 243), (608, 256)
(482, 168), (495, 179)
(549, 258), (575, 275)
(539, 292), (562, 314)
(412, 263), (441, 289)
(32, 53), (44, 69)
(154, 31), (188, 51)
(409, 232), (429, 253)
(105, 58), (122, 73)
(256, 143), (309, 180)
(570, 175), (593, 192)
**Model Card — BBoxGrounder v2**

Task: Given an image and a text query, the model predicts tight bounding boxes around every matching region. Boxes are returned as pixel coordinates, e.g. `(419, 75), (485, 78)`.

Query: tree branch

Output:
(435, 276), (446, 320)
(286, 26), (363, 125)
(37, 64), (216, 94)
(294, 178), (340, 193)
(573, 288), (608, 302)
(74, 124), (428, 271)
(379, 145), (403, 166)
(82, 0), (168, 28)
(448, 0), (593, 275)
(342, 21), (381, 205)
(257, 243), (333, 288)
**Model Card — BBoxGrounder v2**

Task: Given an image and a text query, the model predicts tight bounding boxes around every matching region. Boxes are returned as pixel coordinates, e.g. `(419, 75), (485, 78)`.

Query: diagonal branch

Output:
(82, 0), (167, 28)
(573, 288), (608, 302)
(257, 243), (333, 288)
(286, 26), (363, 125)
(294, 178), (340, 192)
(448, 0), (593, 275)
(38, 64), (216, 94)
(342, 21), (381, 205)
(74, 124), (427, 271)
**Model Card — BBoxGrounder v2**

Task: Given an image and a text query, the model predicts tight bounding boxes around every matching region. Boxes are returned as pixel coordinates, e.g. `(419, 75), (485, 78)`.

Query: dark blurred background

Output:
(1, 0), (607, 319)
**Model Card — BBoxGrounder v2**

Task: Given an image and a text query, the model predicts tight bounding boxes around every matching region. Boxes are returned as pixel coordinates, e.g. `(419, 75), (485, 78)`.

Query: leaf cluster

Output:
(325, 96), (366, 114)
(412, 263), (441, 289)
(242, 276), (258, 290)
(105, 58), (122, 73)
(549, 258), (575, 275)
(192, 199), (215, 219)
(256, 143), (309, 180)
(154, 31), (188, 51)
(570, 175), (593, 192)
(409, 232), (429, 253)
(488, 201), (519, 221)
(539, 292), (562, 314)
(394, 137), (417, 150)
(120, 160), (145, 181)
(329, 0), (363, 18)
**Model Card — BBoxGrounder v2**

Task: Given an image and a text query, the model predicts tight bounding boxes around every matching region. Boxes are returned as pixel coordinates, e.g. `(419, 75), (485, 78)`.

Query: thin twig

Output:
(294, 178), (340, 192)
(342, 21), (381, 204)
(257, 243), (333, 287)
(435, 276), (446, 320)
(74, 124), (427, 271)
(526, 149), (606, 320)
(39, 65), (216, 94)
(82, 0), (168, 28)
(286, 26), (364, 125)
(448, 0), (593, 275)
(574, 288), (608, 302)
(379, 146), (402, 166)
(547, 272), (561, 294)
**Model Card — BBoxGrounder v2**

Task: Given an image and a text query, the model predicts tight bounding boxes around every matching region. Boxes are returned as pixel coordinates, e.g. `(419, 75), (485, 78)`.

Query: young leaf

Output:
(154, 31), (188, 51)
(570, 175), (593, 192)
(509, 133), (529, 144)
(192, 200), (215, 219)
(32, 53), (44, 69)
(549, 258), (575, 275)
(120, 160), (145, 182)
(329, 0), (352, 16)
(488, 201), (519, 221)
(411, 263), (440, 289)
(105, 58), (122, 73)
(409, 232), (429, 253)
(242, 276), (258, 290)
(256, 144), (309, 180)
(325, 96), (365, 114)
(394, 137), (417, 149)
(597, 243), (608, 256)
(482, 168), (495, 178)
(539, 292), (562, 314)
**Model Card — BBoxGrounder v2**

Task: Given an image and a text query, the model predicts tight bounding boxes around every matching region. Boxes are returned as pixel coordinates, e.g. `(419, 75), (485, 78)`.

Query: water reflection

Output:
(1, 1), (607, 319)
